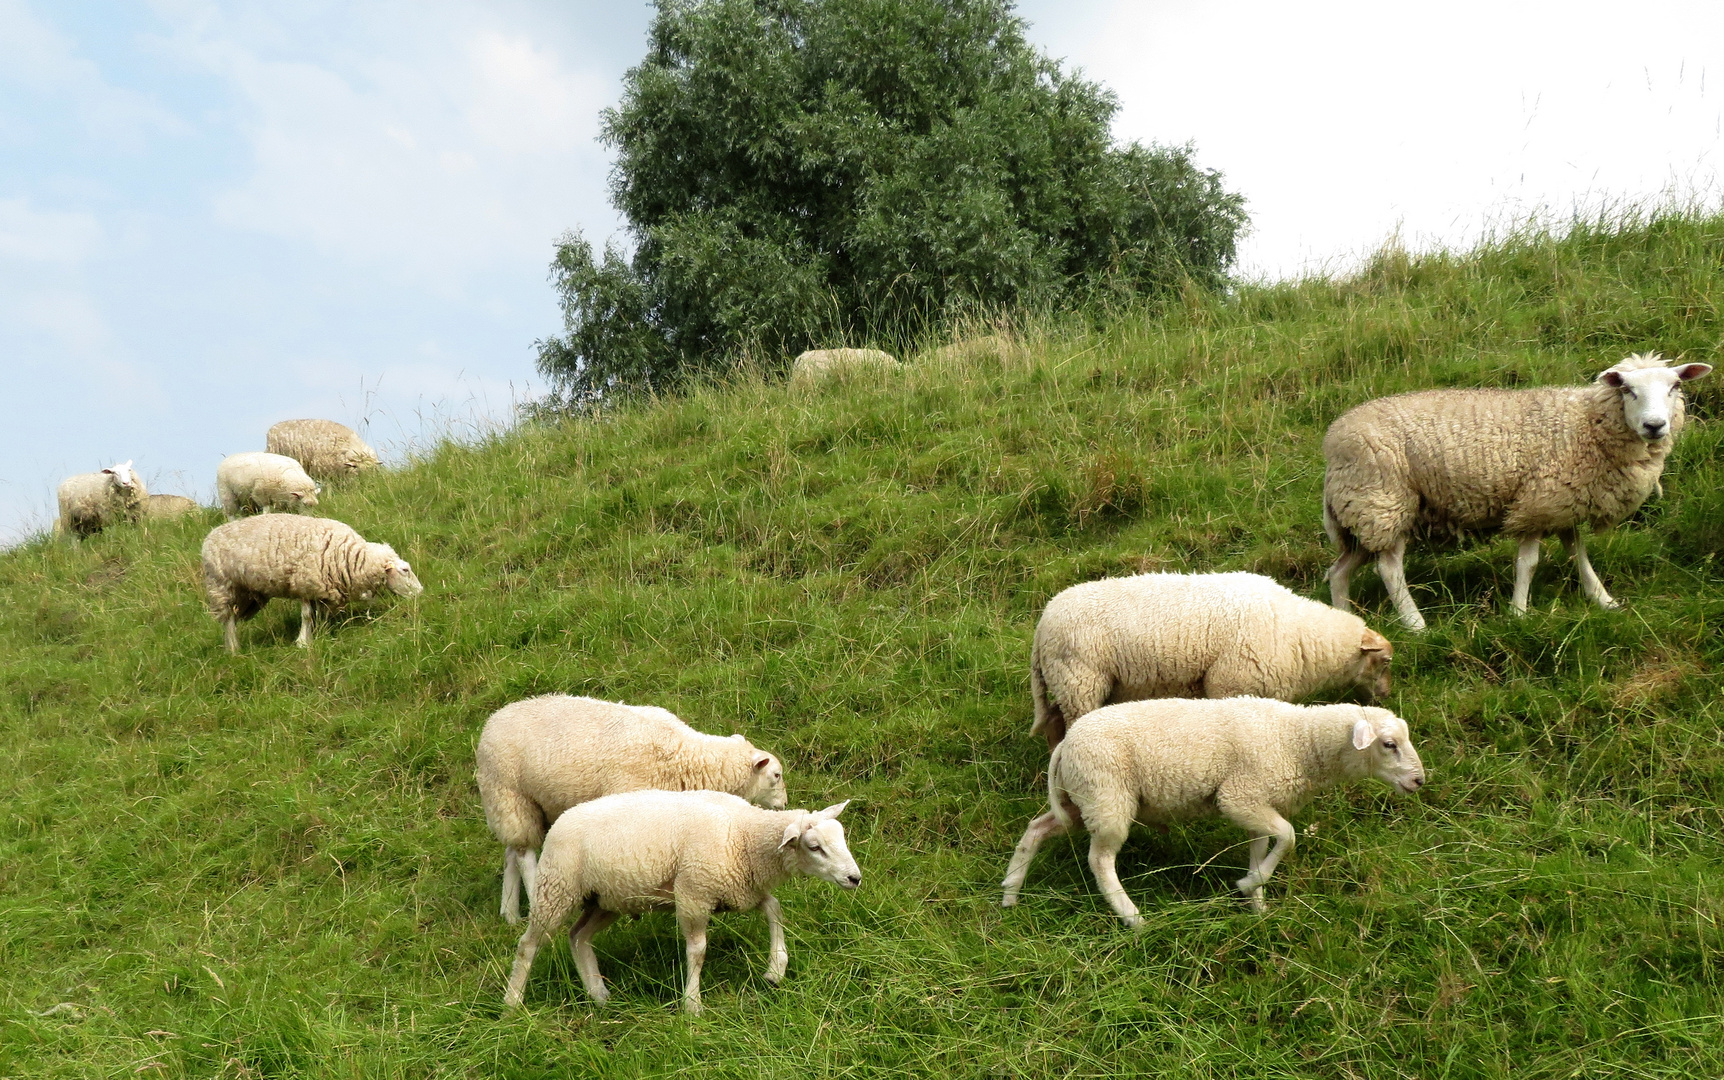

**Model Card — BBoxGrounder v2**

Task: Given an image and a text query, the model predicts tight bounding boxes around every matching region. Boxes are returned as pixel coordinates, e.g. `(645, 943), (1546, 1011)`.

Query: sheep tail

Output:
(1028, 651), (1052, 737)
(1047, 742), (1077, 831)
(1322, 499), (1357, 557)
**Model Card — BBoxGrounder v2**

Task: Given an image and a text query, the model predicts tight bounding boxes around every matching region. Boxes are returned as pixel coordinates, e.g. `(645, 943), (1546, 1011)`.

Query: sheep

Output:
(145, 494), (201, 520)
(200, 513), (421, 652)
(55, 461), (147, 540)
(1323, 352), (1713, 630)
(932, 334), (1027, 367)
(1029, 572), (1393, 750)
(502, 790), (859, 1015)
(215, 452), (320, 517)
(1001, 697), (1425, 920)
(477, 694), (790, 924)
(266, 418), (380, 481)
(789, 348), (900, 384)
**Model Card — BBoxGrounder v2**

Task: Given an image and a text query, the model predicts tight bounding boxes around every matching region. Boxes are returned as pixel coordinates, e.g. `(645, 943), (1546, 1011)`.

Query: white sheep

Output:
(1002, 697), (1425, 919)
(266, 418), (380, 481)
(216, 452), (321, 517)
(55, 461), (147, 540)
(145, 494), (201, 521)
(789, 348), (900, 384)
(502, 790), (859, 1015)
(476, 694), (790, 924)
(1324, 352), (1713, 630)
(1029, 572), (1393, 749)
(931, 334), (1027, 367)
(200, 513), (422, 652)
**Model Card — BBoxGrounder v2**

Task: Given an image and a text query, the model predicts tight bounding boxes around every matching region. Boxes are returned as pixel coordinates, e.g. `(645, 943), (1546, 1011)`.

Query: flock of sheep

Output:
(43, 348), (1711, 1014)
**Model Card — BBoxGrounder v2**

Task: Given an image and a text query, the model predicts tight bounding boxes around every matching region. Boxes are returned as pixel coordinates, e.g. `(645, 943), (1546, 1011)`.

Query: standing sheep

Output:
(201, 514), (422, 652)
(55, 461), (147, 540)
(503, 790), (860, 1015)
(789, 348), (900, 384)
(1324, 353), (1712, 630)
(216, 452), (320, 517)
(266, 419), (380, 481)
(1029, 572), (1393, 750)
(477, 694), (790, 924)
(1001, 697), (1426, 920)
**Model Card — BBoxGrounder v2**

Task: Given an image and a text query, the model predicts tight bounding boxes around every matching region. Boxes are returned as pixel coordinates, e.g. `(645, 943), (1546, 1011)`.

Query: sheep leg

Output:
(760, 894), (789, 985)
(1244, 835), (1271, 913)
(1001, 810), (1071, 906)
(222, 615), (239, 654)
(1326, 547), (1369, 611)
(571, 907), (620, 1003)
(502, 922), (549, 1009)
(296, 600), (314, 647)
(1376, 539), (1426, 631)
(678, 906), (711, 1015)
(1230, 810), (1296, 908)
(1560, 529), (1619, 609)
(1511, 536), (1542, 614)
(518, 847), (539, 910)
(501, 848), (521, 923)
(1086, 825), (1142, 928)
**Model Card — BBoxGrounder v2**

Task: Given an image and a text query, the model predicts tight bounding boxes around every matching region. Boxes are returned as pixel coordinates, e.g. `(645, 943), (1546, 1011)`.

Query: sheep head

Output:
(1599, 353), (1712, 443)
(736, 740), (788, 809)
(1351, 707), (1425, 793)
(779, 801), (861, 889)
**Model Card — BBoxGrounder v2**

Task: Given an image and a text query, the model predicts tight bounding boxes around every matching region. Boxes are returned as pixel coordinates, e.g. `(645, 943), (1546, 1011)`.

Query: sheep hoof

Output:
(1120, 913), (1144, 929)
(1248, 895), (1268, 914)
(1000, 894), (1019, 908)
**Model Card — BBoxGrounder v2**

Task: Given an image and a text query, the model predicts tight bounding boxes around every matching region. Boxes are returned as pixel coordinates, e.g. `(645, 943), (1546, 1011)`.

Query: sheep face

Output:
(1600, 358), (1712, 442)
(383, 558), (423, 597)
(1351, 708), (1425, 793)
(1347, 628), (1394, 702)
(779, 801), (861, 889)
(103, 461), (138, 491)
(741, 747), (788, 809)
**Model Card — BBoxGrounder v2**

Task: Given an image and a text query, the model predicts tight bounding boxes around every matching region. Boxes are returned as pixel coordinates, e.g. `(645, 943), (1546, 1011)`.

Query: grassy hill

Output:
(4, 210), (1724, 1078)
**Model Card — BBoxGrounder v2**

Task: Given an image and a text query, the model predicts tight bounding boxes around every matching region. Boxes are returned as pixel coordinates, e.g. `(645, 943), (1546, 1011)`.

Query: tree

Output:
(538, 0), (1247, 396)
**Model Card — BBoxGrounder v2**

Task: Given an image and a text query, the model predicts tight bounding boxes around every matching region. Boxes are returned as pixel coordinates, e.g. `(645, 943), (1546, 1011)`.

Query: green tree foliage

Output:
(538, 0), (1248, 396)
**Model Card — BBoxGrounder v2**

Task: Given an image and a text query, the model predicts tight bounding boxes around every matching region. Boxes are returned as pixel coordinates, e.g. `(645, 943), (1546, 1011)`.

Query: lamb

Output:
(476, 694), (790, 924)
(216, 451), (321, 517)
(502, 790), (859, 1015)
(1001, 697), (1425, 920)
(266, 418), (380, 480)
(789, 347), (900, 384)
(55, 461), (147, 540)
(1029, 572), (1393, 750)
(200, 513), (422, 652)
(1323, 353), (1713, 630)
(145, 494), (201, 520)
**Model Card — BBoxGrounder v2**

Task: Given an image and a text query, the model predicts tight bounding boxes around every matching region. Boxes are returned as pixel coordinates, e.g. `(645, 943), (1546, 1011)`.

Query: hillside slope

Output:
(3, 212), (1724, 1078)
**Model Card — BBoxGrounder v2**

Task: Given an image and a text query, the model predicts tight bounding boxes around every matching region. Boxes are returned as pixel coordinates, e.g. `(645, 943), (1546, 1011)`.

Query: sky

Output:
(3, 0), (1721, 543)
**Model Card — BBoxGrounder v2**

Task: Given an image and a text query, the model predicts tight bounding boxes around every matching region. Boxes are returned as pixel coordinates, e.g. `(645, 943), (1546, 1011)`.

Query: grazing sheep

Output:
(216, 452), (320, 517)
(1324, 353), (1713, 630)
(789, 348), (900, 384)
(266, 418), (380, 481)
(201, 514), (421, 652)
(1002, 697), (1425, 920)
(477, 694), (790, 924)
(145, 494), (201, 521)
(1029, 572), (1393, 750)
(503, 790), (859, 1015)
(55, 461), (147, 540)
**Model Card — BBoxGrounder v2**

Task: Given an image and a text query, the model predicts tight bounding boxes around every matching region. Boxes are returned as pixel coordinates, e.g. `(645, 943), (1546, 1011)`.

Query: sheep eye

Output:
(1622, 386), (1638, 398)
(807, 841), (821, 852)
(1383, 739), (1398, 751)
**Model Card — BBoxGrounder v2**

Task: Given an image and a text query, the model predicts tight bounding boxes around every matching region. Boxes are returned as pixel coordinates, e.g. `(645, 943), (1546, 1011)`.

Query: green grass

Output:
(4, 208), (1724, 1078)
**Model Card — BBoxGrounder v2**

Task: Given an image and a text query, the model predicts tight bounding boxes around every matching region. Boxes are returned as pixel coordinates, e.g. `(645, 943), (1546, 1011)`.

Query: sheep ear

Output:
(817, 800), (850, 820)
(753, 753), (772, 770)
(1360, 628), (1390, 654)
(1676, 363), (1712, 381)
(779, 821), (803, 850)
(1352, 715), (1376, 750)
(1600, 370), (1627, 387)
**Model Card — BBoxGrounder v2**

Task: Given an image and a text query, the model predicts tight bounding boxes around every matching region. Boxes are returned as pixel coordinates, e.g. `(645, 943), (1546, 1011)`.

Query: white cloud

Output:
(1080, 0), (1724, 278)
(164, 5), (619, 291)
(0, 197), (104, 263)
(0, 0), (186, 146)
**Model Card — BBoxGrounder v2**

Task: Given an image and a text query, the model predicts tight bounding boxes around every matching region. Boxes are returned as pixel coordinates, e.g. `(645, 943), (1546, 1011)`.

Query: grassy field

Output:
(4, 210), (1724, 1078)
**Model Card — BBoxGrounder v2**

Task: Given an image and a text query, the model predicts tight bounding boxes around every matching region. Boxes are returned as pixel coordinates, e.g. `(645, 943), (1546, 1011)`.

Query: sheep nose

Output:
(846, 873), (862, 888)
(1643, 421), (1667, 438)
